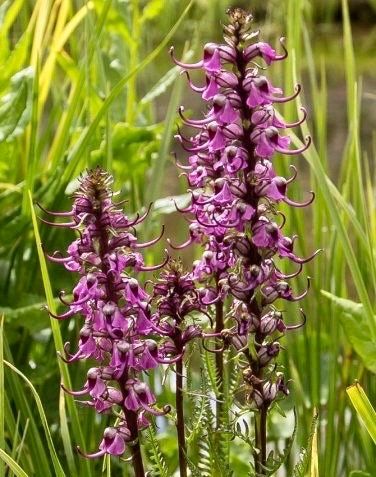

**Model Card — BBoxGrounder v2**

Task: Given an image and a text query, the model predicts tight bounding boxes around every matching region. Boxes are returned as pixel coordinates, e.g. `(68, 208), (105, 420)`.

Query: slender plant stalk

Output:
(119, 374), (145, 477)
(126, 410), (145, 477)
(259, 406), (268, 471)
(252, 359), (268, 475)
(152, 261), (201, 476)
(253, 413), (260, 473)
(176, 358), (187, 477)
(253, 406), (268, 474)
(130, 442), (145, 477)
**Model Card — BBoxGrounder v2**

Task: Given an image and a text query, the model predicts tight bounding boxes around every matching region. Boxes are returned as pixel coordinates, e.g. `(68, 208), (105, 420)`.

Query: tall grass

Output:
(0, 0), (375, 475)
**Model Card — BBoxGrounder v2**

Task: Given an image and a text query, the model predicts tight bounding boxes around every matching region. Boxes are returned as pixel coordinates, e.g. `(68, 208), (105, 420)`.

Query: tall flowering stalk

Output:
(151, 260), (205, 477)
(170, 8), (318, 473)
(41, 168), (169, 476)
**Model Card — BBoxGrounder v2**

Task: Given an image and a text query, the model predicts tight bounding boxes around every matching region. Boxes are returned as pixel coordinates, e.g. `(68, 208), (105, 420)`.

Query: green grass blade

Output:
(12, 418), (30, 477)
(144, 55), (185, 207)
(0, 449), (28, 477)
(341, 0), (355, 122)
(289, 50), (376, 341)
(21, 58), (39, 215)
(60, 0), (194, 185)
(347, 382), (376, 444)
(0, 316), (4, 477)
(28, 190), (90, 476)
(3, 360), (65, 477)
(310, 410), (319, 477)
(3, 339), (52, 476)
(8, 409), (20, 476)
(59, 387), (77, 477)
(47, 0), (112, 172)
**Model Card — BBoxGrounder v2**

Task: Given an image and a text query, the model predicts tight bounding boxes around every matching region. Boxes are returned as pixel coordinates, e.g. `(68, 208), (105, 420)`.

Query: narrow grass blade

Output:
(3, 360), (65, 477)
(47, 0), (112, 172)
(12, 418), (30, 475)
(3, 340), (51, 475)
(0, 316), (4, 477)
(21, 58), (39, 215)
(59, 387), (76, 476)
(310, 409), (319, 477)
(289, 50), (376, 341)
(347, 381), (376, 444)
(103, 454), (111, 477)
(60, 0), (194, 185)
(39, 1), (94, 107)
(144, 55), (185, 207)
(28, 190), (90, 476)
(0, 450), (28, 477)
(8, 409), (20, 471)
(1, 0), (26, 35)
(30, 0), (51, 68)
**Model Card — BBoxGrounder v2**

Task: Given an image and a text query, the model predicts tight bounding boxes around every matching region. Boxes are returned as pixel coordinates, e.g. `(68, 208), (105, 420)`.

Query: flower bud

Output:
(258, 342), (280, 366)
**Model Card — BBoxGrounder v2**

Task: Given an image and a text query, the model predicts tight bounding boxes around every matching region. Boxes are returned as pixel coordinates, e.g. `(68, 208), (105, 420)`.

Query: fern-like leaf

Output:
(186, 454), (202, 477)
(144, 425), (169, 477)
(203, 346), (220, 396)
(260, 408), (297, 477)
(197, 437), (213, 476)
(293, 410), (319, 477)
(186, 369), (214, 443)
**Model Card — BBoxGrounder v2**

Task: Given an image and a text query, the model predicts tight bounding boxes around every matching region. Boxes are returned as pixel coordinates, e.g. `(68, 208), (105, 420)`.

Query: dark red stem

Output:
(96, 192), (145, 476)
(176, 358), (187, 477)
(126, 409), (145, 477)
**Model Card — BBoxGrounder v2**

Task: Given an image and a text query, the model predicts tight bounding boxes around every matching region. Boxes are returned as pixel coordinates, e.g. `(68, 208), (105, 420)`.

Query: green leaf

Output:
(90, 123), (159, 166)
(141, 0), (164, 22)
(0, 32), (31, 91)
(0, 316), (4, 477)
(111, 123), (157, 150)
(349, 472), (372, 477)
(0, 67), (33, 142)
(145, 425), (170, 477)
(0, 299), (57, 332)
(290, 50), (376, 341)
(29, 191), (90, 476)
(140, 65), (181, 105)
(0, 213), (28, 249)
(0, 449), (28, 477)
(263, 409), (297, 476)
(0, 1), (11, 25)
(60, 0), (194, 187)
(3, 360), (65, 477)
(321, 291), (376, 373)
(347, 381), (376, 444)
(310, 408), (319, 477)
(293, 411), (319, 477)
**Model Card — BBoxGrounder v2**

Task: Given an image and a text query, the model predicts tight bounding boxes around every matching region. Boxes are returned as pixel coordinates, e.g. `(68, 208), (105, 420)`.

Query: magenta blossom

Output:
(170, 7), (318, 420)
(42, 168), (169, 461)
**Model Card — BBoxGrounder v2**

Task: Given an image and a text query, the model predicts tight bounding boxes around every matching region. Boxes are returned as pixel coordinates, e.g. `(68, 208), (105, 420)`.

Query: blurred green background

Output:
(0, 0), (376, 475)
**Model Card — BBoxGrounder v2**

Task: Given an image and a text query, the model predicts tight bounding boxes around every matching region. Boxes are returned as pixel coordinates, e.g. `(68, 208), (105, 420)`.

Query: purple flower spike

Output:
(171, 6), (318, 422)
(42, 168), (167, 461)
(152, 259), (205, 361)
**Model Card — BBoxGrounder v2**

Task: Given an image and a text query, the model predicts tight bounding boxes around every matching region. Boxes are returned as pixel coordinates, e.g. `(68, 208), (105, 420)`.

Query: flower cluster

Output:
(151, 259), (204, 360)
(41, 168), (169, 458)
(171, 8), (318, 411)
